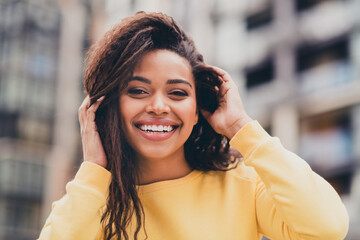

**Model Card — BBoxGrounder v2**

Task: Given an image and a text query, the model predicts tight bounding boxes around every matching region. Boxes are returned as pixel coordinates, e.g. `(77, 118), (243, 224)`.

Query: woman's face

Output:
(119, 49), (198, 162)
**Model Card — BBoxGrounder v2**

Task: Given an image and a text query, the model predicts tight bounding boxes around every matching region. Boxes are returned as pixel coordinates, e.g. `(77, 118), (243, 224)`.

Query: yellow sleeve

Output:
(38, 161), (112, 240)
(230, 121), (349, 240)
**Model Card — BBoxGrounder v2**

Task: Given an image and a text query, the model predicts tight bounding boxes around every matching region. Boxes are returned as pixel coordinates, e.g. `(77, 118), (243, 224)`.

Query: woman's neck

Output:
(137, 149), (192, 185)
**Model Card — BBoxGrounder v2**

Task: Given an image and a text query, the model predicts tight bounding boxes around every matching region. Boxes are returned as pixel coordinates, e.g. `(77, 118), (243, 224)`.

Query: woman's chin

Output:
(135, 146), (184, 162)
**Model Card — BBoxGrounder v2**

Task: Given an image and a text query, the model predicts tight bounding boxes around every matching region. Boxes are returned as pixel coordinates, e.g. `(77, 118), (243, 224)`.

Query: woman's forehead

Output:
(131, 49), (194, 85)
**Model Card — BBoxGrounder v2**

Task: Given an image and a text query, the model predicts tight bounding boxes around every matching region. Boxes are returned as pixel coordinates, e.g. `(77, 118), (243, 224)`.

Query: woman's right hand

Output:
(78, 95), (107, 168)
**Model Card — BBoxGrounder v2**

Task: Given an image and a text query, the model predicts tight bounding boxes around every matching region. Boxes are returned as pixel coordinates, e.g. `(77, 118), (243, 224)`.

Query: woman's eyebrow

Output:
(127, 76), (151, 84)
(166, 79), (193, 89)
(128, 76), (193, 89)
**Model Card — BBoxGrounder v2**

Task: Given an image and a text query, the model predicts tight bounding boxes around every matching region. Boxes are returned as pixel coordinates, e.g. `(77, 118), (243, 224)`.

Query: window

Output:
(325, 167), (353, 195)
(245, 5), (273, 31)
(299, 109), (353, 195)
(245, 57), (274, 89)
(299, 109), (352, 168)
(4, 199), (40, 230)
(296, 36), (349, 72)
(296, 0), (346, 12)
(296, 36), (353, 93)
(0, 110), (18, 138)
(0, 159), (44, 200)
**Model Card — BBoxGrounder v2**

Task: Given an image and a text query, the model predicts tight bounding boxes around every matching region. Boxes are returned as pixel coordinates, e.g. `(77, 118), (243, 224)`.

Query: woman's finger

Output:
(207, 65), (230, 82)
(78, 95), (90, 130)
(89, 96), (105, 114)
(200, 108), (211, 120)
(79, 95), (90, 111)
(219, 82), (230, 97)
(85, 96), (105, 129)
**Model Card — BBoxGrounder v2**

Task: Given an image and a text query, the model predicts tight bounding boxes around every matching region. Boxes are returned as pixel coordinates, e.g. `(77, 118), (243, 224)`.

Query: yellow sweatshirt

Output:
(38, 121), (349, 240)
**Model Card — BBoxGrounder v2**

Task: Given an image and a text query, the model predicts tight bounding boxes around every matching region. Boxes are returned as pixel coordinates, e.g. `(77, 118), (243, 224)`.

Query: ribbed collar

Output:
(137, 169), (203, 194)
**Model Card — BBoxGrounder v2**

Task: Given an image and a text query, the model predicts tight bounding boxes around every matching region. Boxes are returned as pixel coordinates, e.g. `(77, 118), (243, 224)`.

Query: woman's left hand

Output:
(201, 66), (253, 139)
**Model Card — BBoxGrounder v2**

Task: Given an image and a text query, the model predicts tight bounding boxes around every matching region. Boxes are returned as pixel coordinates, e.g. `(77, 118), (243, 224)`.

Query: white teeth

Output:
(138, 125), (174, 132)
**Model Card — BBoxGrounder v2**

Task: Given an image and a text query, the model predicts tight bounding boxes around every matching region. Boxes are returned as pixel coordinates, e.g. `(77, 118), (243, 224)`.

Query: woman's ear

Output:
(194, 108), (199, 125)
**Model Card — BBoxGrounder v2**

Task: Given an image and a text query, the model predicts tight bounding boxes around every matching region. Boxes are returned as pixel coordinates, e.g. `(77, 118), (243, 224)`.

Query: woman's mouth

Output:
(134, 122), (180, 141)
(135, 124), (178, 133)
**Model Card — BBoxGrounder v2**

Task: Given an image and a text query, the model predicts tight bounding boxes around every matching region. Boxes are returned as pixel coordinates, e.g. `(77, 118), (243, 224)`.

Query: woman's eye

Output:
(127, 88), (148, 95)
(170, 91), (188, 97)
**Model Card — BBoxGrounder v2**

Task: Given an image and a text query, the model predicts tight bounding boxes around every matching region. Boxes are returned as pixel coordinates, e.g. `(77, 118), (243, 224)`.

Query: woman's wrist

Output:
(225, 115), (253, 139)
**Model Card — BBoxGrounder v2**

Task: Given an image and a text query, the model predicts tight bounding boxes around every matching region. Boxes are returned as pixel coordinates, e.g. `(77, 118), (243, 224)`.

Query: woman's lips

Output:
(133, 119), (180, 141)
(135, 126), (177, 141)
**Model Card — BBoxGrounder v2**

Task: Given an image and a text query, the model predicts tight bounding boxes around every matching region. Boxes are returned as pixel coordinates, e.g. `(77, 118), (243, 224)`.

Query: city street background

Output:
(0, 0), (359, 239)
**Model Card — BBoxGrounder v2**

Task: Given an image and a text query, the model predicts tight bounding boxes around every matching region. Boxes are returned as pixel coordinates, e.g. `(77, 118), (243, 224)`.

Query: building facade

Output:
(0, 0), (105, 239)
(0, 1), (60, 238)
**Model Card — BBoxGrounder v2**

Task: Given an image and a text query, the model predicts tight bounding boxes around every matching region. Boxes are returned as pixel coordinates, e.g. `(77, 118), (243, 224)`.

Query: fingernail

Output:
(97, 96), (105, 101)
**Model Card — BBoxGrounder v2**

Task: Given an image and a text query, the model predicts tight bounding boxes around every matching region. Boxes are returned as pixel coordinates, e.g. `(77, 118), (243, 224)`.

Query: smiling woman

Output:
(119, 50), (198, 183)
(38, 12), (349, 240)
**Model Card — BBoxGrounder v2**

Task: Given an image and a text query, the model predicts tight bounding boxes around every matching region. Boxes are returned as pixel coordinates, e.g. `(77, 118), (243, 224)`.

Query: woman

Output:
(39, 12), (349, 240)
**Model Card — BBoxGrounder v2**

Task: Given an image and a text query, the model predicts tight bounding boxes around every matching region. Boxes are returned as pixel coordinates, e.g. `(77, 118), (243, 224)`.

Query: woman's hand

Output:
(201, 66), (253, 139)
(78, 95), (107, 168)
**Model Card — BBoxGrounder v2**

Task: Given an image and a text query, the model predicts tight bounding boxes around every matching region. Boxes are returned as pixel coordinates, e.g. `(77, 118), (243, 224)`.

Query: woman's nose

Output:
(145, 94), (170, 115)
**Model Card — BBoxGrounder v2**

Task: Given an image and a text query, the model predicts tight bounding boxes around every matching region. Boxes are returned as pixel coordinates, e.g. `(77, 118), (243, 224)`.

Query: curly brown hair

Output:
(83, 11), (240, 240)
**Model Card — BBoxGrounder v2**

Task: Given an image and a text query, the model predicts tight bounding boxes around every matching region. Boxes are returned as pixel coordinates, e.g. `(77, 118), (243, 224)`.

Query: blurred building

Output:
(107, 0), (360, 239)
(0, 0), (105, 239)
(0, 1), (60, 239)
